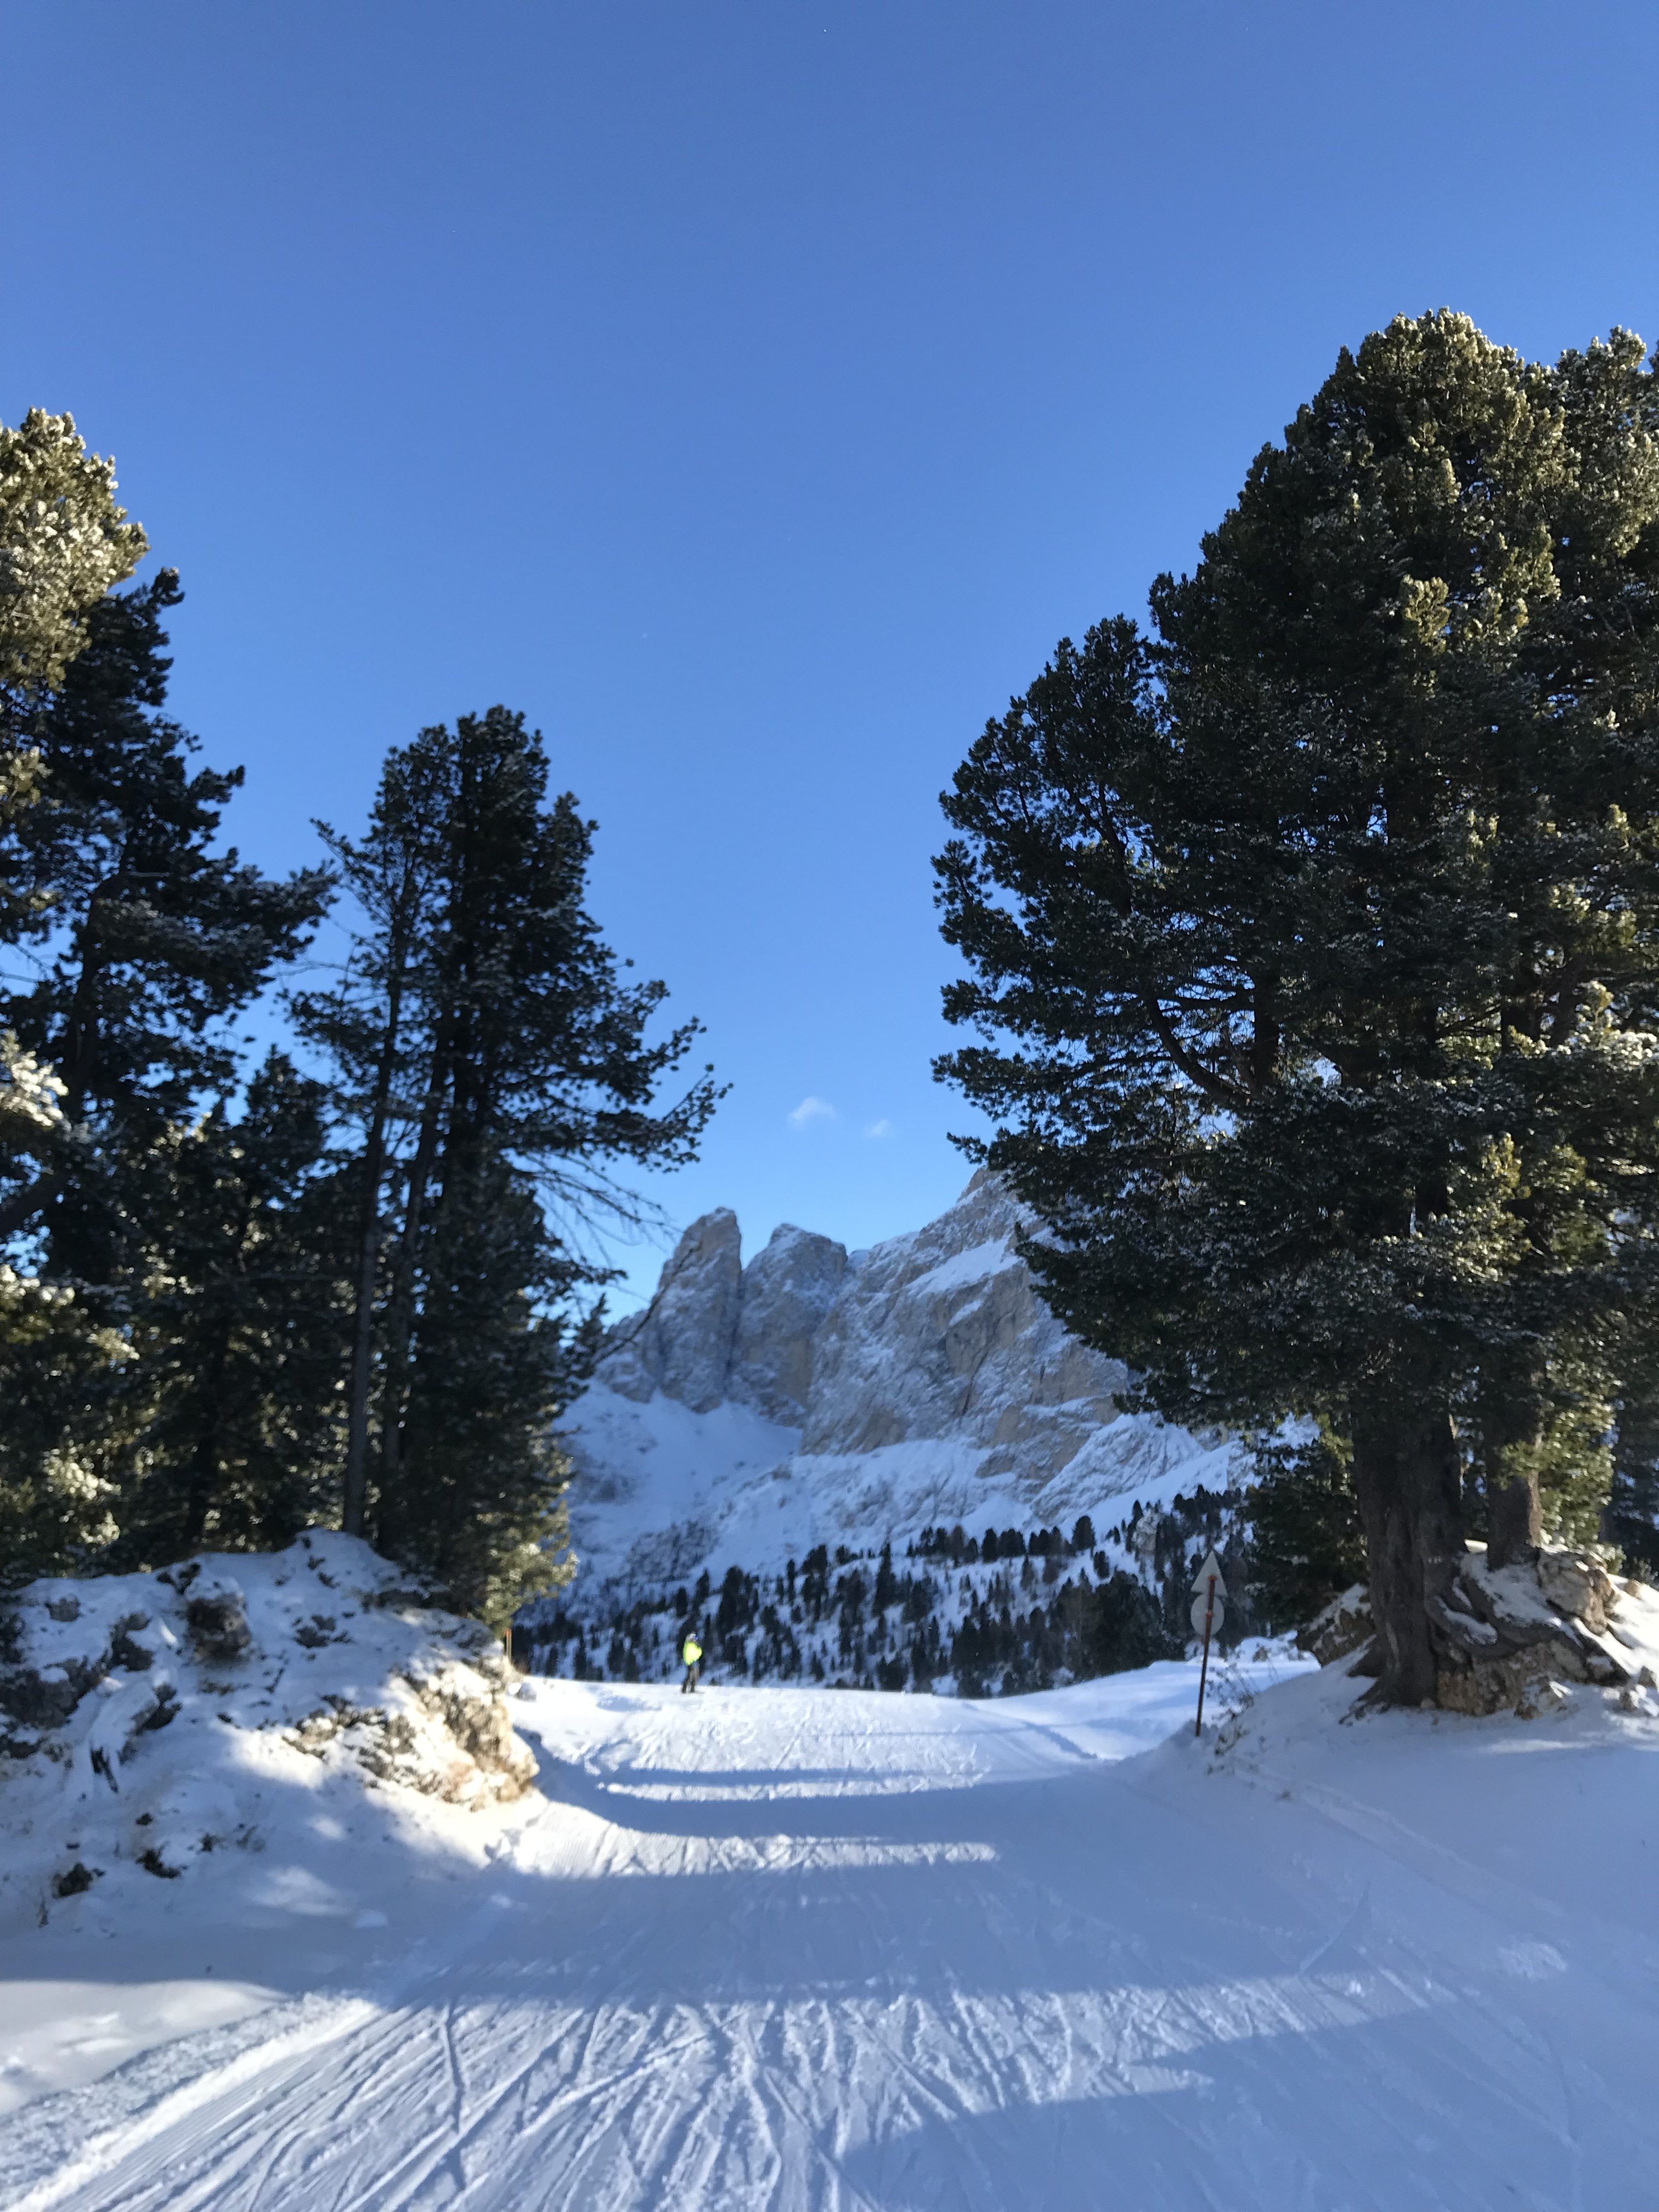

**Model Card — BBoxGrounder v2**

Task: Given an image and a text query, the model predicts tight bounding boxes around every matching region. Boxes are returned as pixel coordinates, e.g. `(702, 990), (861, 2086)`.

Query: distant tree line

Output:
(525, 1510), (1282, 1699)
(0, 411), (718, 1623)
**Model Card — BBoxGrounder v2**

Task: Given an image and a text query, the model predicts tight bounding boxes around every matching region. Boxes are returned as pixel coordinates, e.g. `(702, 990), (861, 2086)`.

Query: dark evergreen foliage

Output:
(1245, 1432), (1368, 1630)
(0, 557), (717, 1618)
(1086, 1570), (1180, 1675)
(0, 576), (338, 1578)
(540, 1523), (1204, 1695)
(0, 575), (329, 1256)
(111, 1052), (353, 1562)
(1605, 1372), (1659, 1575)
(294, 707), (721, 1621)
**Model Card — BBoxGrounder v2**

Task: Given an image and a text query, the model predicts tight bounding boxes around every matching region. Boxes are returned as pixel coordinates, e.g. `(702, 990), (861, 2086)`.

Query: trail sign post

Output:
(1191, 1549), (1227, 1736)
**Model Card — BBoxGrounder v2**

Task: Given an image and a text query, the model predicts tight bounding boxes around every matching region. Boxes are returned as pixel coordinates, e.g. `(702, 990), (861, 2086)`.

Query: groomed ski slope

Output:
(4, 1656), (1658, 2211)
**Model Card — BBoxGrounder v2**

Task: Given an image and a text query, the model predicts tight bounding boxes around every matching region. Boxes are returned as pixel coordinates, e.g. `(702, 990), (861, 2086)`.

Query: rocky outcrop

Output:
(1428, 1543), (1656, 1716)
(1297, 1585), (1374, 1667)
(602, 1209), (743, 1413)
(1, 1536), (535, 1812)
(592, 1172), (1128, 1478)
(185, 1582), (252, 1662)
(555, 1172), (1190, 1598)
(728, 1224), (848, 1424)
(797, 1173), (1127, 1476)
(1300, 1549), (1658, 1714)
(286, 1655), (537, 1808)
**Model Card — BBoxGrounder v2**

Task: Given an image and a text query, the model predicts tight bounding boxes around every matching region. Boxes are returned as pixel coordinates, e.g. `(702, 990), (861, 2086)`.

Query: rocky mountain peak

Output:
(601, 1167), (1129, 1465)
(555, 1173), (1238, 1603)
(600, 1207), (744, 1414)
(729, 1223), (849, 1424)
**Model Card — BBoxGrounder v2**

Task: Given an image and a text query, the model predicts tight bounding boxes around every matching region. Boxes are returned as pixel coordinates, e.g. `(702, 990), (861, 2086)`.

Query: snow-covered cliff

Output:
(556, 1172), (1234, 1607)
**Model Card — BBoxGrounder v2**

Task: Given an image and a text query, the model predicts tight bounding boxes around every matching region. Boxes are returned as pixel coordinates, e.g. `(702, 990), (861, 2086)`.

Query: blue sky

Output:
(5, 1), (1657, 1304)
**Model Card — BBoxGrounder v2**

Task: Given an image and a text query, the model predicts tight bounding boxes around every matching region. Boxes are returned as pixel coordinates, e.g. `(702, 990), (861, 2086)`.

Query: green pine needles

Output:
(937, 312), (1659, 1704)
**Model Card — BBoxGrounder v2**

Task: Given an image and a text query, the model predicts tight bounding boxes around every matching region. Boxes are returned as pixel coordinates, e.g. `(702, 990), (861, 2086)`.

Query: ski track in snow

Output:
(4, 1669), (1657, 2212)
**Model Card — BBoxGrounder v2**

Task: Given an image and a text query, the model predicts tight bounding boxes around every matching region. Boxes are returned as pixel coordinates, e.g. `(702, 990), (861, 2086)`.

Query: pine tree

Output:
(290, 740), (448, 1538)
(297, 707), (721, 1618)
(393, 1148), (576, 1628)
(874, 1540), (898, 1611)
(0, 411), (146, 718)
(1, 410), (149, 1230)
(111, 1052), (353, 1563)
(0, 410), (146, 927)
(938, 314), (1659, 1703)
(0, 574), (330, 1255)
(0, 542), (328, 1580)
(1246, 1431), (1367, 1630)
(0, 1267), (126, 1587)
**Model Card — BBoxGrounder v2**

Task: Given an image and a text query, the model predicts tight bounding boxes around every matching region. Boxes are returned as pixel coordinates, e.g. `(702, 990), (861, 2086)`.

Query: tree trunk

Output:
(341, 928), (411, 1539)
(374, 1031), (450, 1554)
(0, 1169), (63, 1240)
(1348, 1397), (1465, 1705)
(341, 1172), (384, 1539)
(1487, 1474), (1543, 1570)
(1477, 1380), (1548, 1571)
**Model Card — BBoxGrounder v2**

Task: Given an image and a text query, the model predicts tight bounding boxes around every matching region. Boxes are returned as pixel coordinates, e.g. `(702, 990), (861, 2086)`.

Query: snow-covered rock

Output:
(0, 1534), (537, 1940)
(554, 1172), (1231, 1612)
(799, 1172), (1127, 1467)
(1297, 1584), (1374, 1666)
(1436, 1541), (1655, 1714)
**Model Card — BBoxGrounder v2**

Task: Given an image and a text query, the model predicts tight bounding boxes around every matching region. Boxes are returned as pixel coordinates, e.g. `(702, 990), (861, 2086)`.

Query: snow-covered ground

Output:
(0, 1536), (534, 2135)
(4, 1623), (1658, 2210)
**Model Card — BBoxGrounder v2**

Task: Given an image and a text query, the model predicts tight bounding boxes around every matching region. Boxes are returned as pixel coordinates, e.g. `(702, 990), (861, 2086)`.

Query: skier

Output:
(680, 1628), (703, 1694)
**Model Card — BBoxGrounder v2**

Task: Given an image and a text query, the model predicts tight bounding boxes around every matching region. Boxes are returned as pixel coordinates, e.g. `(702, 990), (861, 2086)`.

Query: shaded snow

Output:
(0, 1537), (535, 2120)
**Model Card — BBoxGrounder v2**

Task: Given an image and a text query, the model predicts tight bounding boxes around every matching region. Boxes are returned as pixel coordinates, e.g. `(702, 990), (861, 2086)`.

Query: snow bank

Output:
(0, 1533), (537, 1958)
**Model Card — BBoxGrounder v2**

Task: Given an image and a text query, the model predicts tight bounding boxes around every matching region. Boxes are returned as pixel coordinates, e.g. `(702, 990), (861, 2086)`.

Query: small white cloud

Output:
(787, 1095), (837, 1129)
(864, 1119), (892, 1139)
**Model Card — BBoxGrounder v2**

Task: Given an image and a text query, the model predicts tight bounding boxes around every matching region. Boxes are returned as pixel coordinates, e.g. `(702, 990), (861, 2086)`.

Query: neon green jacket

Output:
(682, 1635), (703, 1666)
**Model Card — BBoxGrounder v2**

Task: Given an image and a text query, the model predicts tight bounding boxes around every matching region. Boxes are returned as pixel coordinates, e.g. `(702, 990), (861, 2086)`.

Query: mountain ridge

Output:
(553, 1172), (1233, 1610)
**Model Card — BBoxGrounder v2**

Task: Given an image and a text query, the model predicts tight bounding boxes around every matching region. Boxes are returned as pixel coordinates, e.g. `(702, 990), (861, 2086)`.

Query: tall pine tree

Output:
(297, 707), (721, 1620)
(938, 314), (1659, 1703)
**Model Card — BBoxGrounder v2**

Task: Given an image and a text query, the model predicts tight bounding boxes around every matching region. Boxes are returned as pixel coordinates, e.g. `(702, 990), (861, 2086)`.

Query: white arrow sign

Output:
(1191, 1549), (1227, 1601)
(1190, 1590), (1226, 1637)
